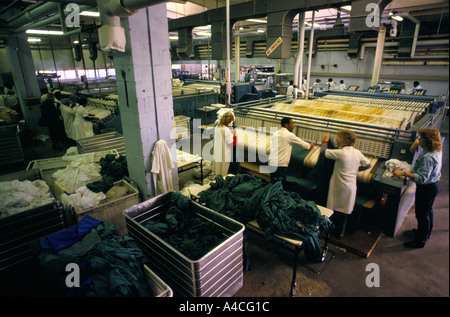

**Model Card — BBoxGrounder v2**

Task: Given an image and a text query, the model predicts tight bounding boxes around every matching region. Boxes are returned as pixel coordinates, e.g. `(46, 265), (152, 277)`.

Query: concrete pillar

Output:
(113, 3), (177, 199)
(5, 34), (42, 136)
(235, 34), (240, 82)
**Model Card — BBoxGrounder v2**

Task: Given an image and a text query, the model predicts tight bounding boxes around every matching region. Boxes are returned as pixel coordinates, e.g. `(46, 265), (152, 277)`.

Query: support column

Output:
(305, 11), (316, 98)
(235, 33), (240, 82)
(371, 27), (386, 86)
(5, 34), (42, 136)
(113, 3), (177, 198)
(294, 12), (305, 90)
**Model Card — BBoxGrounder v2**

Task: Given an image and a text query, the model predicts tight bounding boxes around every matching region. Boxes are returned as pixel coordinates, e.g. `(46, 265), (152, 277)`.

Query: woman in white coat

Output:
(60, 97), (76, 142)
(214, 111), (236, 176)
(72, 95), (95, 140)
(321, 129), (371, 237)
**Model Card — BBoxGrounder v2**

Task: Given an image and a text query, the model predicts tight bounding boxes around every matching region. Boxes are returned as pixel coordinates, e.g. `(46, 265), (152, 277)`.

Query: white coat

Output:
(269, 127), (311, 167)
(72, 105), (94, 140)
(325, 146), (371, 214)
(151, 139), (175, 195)
(60, 104), (75, 139)
(214, 125), (234, 176)
(286, 85), (294, 100)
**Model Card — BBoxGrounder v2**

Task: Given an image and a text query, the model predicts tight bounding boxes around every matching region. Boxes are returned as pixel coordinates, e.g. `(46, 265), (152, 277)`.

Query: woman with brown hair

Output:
(213, 111), (236, 176)
(321, 129), (372, 237)
(393, 127), (442, 248)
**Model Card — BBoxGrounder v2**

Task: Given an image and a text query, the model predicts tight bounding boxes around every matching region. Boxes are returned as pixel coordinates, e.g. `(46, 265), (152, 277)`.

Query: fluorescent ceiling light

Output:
(80, 11), (100, 17)
(306, 22), (321, 27)
(169, 36), (179, 40)
(73, 40), (79, 44)
(194, 25), (210, 30)
(257, 29), (265, 33)
(26, 29), (64, 35)
(341, 5), (352, 11)
(195, 32), (211, 36)
(392, 15), (403, 21)
(246, 19), (267, 23)
(27, 38), (41, 42)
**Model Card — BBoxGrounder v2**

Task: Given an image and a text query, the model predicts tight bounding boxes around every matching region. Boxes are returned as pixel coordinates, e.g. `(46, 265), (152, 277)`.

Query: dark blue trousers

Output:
(415, 181), (440, 245)
(270, 167), (288, 187)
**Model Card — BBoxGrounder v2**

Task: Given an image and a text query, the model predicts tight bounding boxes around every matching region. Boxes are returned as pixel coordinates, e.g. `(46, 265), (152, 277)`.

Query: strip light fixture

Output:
(26, 29), (64, 35)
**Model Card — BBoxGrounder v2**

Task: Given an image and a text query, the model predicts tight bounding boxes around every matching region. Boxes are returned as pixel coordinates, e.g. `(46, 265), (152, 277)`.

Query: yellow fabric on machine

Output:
(272, 100), (409, 129)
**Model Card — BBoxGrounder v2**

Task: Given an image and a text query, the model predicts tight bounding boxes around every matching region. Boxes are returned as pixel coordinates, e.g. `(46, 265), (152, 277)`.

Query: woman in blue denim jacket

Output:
(393, 127), (442, 248)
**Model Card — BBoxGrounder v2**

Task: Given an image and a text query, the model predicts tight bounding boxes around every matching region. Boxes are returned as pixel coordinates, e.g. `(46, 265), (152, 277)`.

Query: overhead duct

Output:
(13, 4), (92, 35)
(96, 0), (187, 52)
(359, 39), (449, 59)
(6, 1), (60, 28)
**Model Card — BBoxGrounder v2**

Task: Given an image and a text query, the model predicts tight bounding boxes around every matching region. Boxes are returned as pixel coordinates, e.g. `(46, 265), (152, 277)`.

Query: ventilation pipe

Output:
(404, 14), (420, 58)
(97, 0), (138, 52)
(371, 27), (386, 86)
(226, 0), (231, 105)
(305, 11), (315, 99)
(294, 12), (305, 98)
(96, 0), (187, 52)
(359, 39), (449, 60)
(7, 1), (59, 28)
(13, 3), (91, 35)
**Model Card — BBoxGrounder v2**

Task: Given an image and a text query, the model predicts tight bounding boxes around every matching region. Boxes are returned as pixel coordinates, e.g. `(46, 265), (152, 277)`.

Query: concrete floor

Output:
(1, 117), (448, 298)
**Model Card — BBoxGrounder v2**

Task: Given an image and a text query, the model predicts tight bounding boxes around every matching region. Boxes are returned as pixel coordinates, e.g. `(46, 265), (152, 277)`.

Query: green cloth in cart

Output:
(144, 192), (228, 260)
(38, 220), (152, 297)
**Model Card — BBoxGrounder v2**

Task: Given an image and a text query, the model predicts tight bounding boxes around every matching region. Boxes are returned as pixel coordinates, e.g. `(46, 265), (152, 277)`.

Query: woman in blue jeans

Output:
(393, 127), (442, 248)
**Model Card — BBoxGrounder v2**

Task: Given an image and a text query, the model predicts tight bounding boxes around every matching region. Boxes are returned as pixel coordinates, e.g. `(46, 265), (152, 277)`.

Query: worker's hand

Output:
(323, 133), (330, 143)
(392, 170), (403, 177)
(310, 142), (315, 149)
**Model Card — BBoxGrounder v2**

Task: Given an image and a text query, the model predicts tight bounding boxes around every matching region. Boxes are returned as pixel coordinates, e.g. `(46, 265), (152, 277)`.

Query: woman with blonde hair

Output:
(213, 111), (236, 176)
(393, 127), (442, 248)
(321, 129), (371, 237)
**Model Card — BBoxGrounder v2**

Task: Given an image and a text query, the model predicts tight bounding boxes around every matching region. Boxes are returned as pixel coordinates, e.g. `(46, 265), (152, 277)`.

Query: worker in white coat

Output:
(60, 97), (76, 142)
(72, 95), (95, 140)
(214, 111), (236, 176)
(321, 129), (371, 237)
(286, 80), (295, 101)
(269, 117), (314, 187)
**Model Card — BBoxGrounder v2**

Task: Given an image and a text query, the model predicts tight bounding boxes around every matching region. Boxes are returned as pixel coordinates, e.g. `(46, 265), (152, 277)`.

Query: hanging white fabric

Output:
(151, 139), (175, 195)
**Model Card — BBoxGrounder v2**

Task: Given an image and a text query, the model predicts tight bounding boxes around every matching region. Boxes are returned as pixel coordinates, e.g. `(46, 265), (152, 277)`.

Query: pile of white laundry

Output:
(52, 152), (104, 212)
(0, 179), (54, 218)
(385, 159), (413, 172)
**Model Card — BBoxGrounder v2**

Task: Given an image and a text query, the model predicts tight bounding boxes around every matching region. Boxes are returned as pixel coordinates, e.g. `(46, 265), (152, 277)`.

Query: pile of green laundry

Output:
(198, 174), (333, 263)
(144, 192), (227, 260)
(38, 218), (153, 297)
(86, 154), (129, 194)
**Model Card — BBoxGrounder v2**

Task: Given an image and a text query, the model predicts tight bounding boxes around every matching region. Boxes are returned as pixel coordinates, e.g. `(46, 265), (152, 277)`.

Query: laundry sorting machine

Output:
(231, 90), (446, 236)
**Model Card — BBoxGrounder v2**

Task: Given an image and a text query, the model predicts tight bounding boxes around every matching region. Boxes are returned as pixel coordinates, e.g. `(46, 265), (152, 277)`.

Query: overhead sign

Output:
(266, 37), (283, 56)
